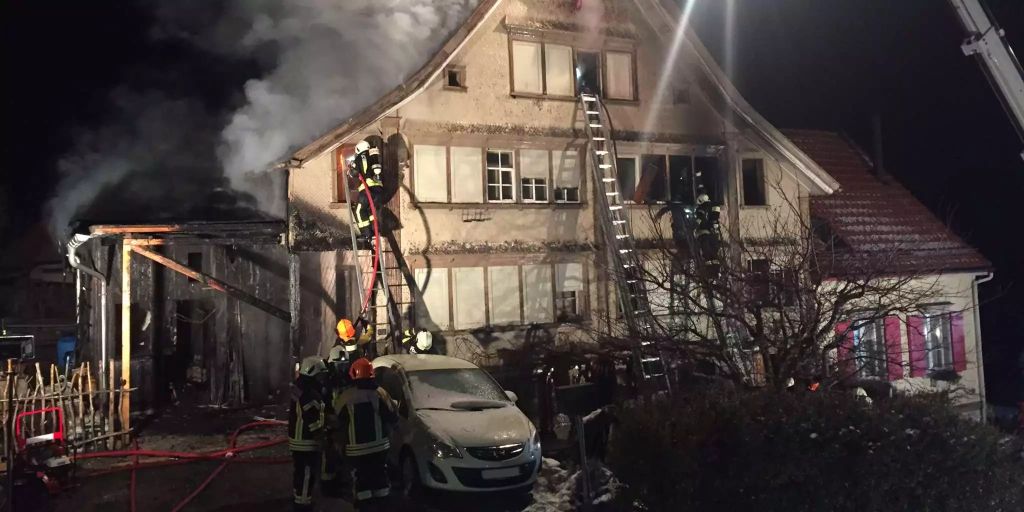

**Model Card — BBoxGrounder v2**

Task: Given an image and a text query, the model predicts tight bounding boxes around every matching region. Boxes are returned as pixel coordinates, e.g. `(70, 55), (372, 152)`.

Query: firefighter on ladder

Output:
(348, 139), (386, 243)
(334, 358), (398, 510)
(694, 190), (722, 276)
(289, 356), (329, 511)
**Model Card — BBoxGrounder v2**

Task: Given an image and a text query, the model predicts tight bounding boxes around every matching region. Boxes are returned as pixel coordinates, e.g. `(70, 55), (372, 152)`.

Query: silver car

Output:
(371, 355), (541, 494)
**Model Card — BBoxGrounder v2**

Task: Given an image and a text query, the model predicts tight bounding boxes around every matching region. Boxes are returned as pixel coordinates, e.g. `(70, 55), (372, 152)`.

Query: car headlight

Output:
(432, 439), (462, 459)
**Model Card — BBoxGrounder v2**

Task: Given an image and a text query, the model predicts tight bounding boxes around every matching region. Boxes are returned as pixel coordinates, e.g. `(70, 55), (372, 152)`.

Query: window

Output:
(923, 311), (953, 370)
(451, 147), (483, 203)
(415, 268), (450, 331)
(488, 266), (521, 325)
(854, 318), (888, 379)
(414, 145), (448, 202)
(334, 144), (356, 203)
(616, 156), (637, 202)
(605, 51), (635, 100)
(741, 158), (767, 206)
(669, 155), (695, 205)
(519, 149), (549, 203)
(553, 150), (580, 203)
(511, 41), (573, 96)
(544, 44), (574, 96)
(452, 267), (486, 330)
(748, 259), (770, 302)
(511, 40), (543, 94)
(486, 150), (515, 202)
(444, 65), (466, 90)
(575, 51), (601, 96)
(555, 263), (583, 322)
(522, 265), (553, 323)
(694, 156), (724, 205)
(638, 155), (668, 203)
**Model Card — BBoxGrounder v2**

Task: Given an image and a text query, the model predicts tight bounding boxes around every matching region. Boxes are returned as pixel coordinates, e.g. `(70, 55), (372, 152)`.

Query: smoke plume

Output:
(49, 0), (479, 240)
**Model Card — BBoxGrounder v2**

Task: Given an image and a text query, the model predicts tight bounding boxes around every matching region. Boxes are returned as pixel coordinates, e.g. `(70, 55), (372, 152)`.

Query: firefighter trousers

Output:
(354, 186), (385, 237)
(292, 450), (319, 511)
(350, 450), (390, 505)
(321, 438), (349, 498)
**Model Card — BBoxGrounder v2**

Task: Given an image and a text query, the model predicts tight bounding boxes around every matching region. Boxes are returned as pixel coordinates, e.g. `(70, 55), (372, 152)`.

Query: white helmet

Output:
(697, 193), (710, 204)
(415, 331), (433, 352)
(298, 356), (327, 377)
(328, 343), (357, 363)
(355, 140), (371, 155)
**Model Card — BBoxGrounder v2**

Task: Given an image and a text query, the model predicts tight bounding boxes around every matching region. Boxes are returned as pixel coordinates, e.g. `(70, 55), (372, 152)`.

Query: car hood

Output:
(416, 406), (531, 447)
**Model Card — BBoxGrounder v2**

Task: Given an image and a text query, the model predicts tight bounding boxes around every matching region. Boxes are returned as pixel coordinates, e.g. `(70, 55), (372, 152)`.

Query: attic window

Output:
(444, 65), (466, 91)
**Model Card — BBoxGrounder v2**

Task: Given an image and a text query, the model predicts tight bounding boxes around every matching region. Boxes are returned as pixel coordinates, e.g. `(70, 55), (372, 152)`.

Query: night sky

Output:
(2, 1), (1022, 402)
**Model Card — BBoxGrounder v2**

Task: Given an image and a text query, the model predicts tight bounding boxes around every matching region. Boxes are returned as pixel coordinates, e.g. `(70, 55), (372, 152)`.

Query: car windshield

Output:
(407, 369), (509, 410)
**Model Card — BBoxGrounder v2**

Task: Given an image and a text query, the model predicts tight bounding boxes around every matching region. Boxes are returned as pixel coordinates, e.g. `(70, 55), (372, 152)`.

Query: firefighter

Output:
(334, 358), (398, 509)
(348, 139), (386, 242)
(694, 192), (722, 273)
(289, 356), (329, 511)
(400, 328), (434, 355)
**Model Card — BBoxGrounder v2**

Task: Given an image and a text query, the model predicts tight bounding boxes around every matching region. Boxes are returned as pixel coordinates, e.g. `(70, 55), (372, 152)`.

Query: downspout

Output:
(67, 233), (108, 385)
(972, 271), (994, 422)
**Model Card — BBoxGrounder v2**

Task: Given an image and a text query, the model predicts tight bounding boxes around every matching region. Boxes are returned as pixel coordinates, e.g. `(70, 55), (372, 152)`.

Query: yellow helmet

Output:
(336, 318), (356, 341)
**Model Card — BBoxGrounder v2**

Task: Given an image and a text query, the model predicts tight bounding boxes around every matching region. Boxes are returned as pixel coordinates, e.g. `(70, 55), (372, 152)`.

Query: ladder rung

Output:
(616, 234), (629, 239)
(592, 138), (606, 142)
(619, 249), (632, 253)
(602, 178), (616, 183)
(581, 94), (597, 102)
(595, 150), (608, 155)
(605, 192), (618, 196)
(612, 220), (626, 224)
(599, 164), (612, 169)
(609, 205), (623, 211)
(641, 357), (661, 362)
(589, 123), (602, 128)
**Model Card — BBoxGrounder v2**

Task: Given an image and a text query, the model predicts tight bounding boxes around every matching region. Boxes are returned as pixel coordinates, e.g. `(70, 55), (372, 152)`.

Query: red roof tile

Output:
(784, 129), (991, 275)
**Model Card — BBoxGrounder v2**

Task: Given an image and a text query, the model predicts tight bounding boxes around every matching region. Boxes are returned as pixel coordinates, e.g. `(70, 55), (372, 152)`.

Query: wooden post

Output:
(288, 252), (301, 362)
(121, 242), (132, 440)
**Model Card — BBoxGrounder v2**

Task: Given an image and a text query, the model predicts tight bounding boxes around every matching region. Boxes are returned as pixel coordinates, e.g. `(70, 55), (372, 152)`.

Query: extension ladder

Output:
(579, 93), (671, 392)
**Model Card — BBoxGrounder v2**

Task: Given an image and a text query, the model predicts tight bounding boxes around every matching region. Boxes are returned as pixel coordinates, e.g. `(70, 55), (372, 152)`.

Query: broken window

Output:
(522, 264), (553, 323)
(553, 149), (580, 203)
(414, 144), (448, 202)
(452, 267), (486, 330)
(605, 50), (635, 100)
(415, 268), (451, 331)
(638, 154), (668, 203)
(544, 43), (574, 96)
(488, 266), (521, 325)
(741, 158), (767, 206)
(668, 155), (695, 205)
(450, 146), (482, 203)
(616, 156), (637, 202)
(519, 149), (549, 203)
(512, 40), (543, 94)
(555, 263), (584, 322)
(486, 150), (515, 202)
(575, 51), (601, 96)
(694, 156), (724, 205)
(444, 65), (466, 90)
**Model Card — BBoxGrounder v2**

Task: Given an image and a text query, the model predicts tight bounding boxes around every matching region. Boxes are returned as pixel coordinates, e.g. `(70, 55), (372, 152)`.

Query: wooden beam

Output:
(288, 253), (301, 360)
(123, 237), (283, 247)
(130, 246), (291, 322)
(120, 242), (131, 438)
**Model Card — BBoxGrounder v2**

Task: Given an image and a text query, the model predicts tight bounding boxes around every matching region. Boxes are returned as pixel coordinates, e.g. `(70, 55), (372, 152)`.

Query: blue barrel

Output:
(57, 335), (77, 372)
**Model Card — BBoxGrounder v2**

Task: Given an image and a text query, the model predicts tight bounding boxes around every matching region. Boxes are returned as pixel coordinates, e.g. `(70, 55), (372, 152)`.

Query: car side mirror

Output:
(505, 390), (518, 403)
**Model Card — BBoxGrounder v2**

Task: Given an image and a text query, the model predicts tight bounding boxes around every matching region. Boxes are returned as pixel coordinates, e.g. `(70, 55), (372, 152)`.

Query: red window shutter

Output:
(884, 316), (903, 381)
(835, 321), (854, 377)
(907, 316), (927, 377)
(950, 312), (967, 372)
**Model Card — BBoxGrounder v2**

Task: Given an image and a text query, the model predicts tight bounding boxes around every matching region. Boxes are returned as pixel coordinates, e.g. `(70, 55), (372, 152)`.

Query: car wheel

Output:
(400, 451), (423, 498)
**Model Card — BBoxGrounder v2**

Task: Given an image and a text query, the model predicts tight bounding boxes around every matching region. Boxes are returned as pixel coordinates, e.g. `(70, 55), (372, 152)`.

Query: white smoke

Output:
(217, 0), (481, 216)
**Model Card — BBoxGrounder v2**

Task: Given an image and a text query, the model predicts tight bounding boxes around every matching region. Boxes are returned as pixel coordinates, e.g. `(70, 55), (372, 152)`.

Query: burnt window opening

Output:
(638, 154), (668, 203)
(615, 157), (637, 201)
(694, 156), (724, 206)
(445, 65), (466, 90)
(669, 155), (695, 205)
(741, 158), (768, 206)
(575, 51), (601, 96)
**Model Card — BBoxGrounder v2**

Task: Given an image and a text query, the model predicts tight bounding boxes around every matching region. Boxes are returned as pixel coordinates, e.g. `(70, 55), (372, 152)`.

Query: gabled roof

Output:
(785, 129), (990, 275)
(284, 0), (839, 196)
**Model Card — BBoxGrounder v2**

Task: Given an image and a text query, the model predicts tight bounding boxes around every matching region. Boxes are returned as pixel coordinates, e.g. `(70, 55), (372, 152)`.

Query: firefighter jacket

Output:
(333, 381), (399, 457)
(288, 376), (327, 452)
(348, 147), (383, 191)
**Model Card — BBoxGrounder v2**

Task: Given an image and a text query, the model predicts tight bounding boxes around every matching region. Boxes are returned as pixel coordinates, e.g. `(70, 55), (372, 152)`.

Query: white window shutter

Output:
(450, 147), (483, 203)
(488, 266), (521, 325)
(452, 267), (486, 330)
(512, 41), (543, 94)
(415, 268), (450, 331)
(522, 265), (553, 323)
(544, 44), (573, 96)
(519, 149), (549, 179)
(605, 51), (634, 100)
(553, 150), (580, 187)
(555, 263), (584, 292)
(414, 145), (447, 202)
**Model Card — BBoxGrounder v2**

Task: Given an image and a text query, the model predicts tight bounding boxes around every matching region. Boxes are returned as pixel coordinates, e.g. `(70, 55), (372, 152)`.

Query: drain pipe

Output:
(972, 271), (994, 422)
(67, 233), (109, 385)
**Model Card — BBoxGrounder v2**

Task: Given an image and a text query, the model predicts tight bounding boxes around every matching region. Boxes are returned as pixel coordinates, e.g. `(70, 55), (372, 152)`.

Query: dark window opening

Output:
(669, 155), (695, 205)
(616, 157), (636, 201)
(575, 51), (601, 96)
(694, 156), (723, 205)
(445, 65), (466, 89)
(555, 291), (580, 322)
(742, 158), (767, 206)
(638, 155), (668, 203)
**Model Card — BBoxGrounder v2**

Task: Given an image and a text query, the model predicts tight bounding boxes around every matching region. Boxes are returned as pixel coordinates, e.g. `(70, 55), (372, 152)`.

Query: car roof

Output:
(372, 354), (479, 372)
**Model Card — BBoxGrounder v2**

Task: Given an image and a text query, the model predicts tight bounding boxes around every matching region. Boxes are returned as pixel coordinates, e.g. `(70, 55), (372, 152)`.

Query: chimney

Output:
(872, 113), (888, 179)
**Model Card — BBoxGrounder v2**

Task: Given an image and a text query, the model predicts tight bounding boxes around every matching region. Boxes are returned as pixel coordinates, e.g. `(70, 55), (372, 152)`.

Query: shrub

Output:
(607, 388), (1024, 512)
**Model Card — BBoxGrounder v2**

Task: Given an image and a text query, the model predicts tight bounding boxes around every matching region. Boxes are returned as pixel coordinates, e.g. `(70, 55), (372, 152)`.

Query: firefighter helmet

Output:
(328, 343), (357, 363)
(349, 357), (374, 381)
(415, 331), (433, 352)
(697, 193), (710, 204)
(298, 356), (327, 377)
(355, 140), (371, 155)
(336, 318), (356, 342)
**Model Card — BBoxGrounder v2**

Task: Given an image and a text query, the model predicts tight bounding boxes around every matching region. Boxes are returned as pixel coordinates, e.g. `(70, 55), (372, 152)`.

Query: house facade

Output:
(284, 0), (989, 416)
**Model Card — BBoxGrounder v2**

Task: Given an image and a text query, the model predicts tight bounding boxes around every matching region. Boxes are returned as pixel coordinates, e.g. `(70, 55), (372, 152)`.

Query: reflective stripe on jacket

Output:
(334, 385), (398, 456)
(288, 382), (326, 452)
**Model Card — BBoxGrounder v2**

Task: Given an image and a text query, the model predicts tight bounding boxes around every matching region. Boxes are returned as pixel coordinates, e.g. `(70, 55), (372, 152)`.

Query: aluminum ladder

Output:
(579, 93), (671, 392)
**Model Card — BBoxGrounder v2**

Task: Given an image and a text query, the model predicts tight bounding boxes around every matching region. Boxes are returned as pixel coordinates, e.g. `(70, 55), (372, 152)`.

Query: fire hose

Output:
(356, 172), (383, 315)
(74, 420), (288, 512)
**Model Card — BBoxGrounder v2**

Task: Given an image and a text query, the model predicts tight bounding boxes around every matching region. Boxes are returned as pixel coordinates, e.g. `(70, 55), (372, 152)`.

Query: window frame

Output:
(603, 49), (637, 102)
(923, 309), (954, 371)
(506, 30), (638, 102)
(615, 155), (640, 203)
(553, 149), (581, 204)
(853, 317), (888, 379)
(740, 158), (768, 207)
(485, 149), (516, 203)
(508, 37), (577, 100)
(443, 64), (467, 92)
